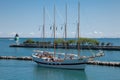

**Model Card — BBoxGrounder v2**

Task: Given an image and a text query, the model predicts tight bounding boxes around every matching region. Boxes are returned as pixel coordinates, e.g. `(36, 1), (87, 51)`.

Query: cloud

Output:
(29, 32), (34, 35)
(93, 31), (98, 34)
(71, 32), (75, 34)
(82, 31), (104, 38)
(99, 32), (102, 34)
(93, 31), (103, 35)
(9, 32), (17, 35)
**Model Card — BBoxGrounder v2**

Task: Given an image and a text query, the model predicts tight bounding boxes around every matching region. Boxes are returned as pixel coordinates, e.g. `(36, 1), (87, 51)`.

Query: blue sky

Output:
(0, 0), (120, 38)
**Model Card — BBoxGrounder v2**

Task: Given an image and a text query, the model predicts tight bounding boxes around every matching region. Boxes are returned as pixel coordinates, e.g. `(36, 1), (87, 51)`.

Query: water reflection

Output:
(33, 65), (88, 80)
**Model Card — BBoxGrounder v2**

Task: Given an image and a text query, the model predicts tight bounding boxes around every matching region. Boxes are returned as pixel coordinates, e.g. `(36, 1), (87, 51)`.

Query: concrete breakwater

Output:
(0, 56), (32, 61)
(10, 44), (120, 51)
(0, 56), (120, 67)
(87, 61), (120, 67)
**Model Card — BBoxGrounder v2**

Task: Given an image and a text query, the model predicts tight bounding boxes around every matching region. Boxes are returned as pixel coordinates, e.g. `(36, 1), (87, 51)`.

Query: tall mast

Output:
(65, 4), (67, 50)
(78, 2), (80, 57)
(53, 5), (56, 57)
(43, 6), (45, 48)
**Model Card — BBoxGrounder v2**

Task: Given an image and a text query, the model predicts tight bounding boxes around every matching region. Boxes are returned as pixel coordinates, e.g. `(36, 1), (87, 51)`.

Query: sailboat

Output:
(32, 3), (104, 70)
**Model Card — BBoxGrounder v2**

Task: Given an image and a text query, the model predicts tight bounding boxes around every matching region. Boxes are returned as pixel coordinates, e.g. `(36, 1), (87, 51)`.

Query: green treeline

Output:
(23, 38), (100, 46)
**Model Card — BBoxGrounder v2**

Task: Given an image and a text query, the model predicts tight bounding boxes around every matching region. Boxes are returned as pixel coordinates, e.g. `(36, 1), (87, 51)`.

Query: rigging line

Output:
(63, 28), (65, 39)
(86, 44), (96, 56)
(46, 8), (53, 25)
(51, 25), (54, 38)
(71, 25), (77, 54)
(50, 26), (54, 53)
(40, 26), (43, 39)
(56, 7), (64, 24)
(86, 41), (105, 57)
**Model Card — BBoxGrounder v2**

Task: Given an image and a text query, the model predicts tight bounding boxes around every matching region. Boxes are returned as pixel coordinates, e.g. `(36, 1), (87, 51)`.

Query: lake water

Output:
(0, 38), (120, 80)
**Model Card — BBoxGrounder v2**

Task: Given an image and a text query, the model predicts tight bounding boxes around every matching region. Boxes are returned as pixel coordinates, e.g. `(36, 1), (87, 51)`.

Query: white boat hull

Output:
(36, 62), (86, 70)
(32, 56), (87, 70)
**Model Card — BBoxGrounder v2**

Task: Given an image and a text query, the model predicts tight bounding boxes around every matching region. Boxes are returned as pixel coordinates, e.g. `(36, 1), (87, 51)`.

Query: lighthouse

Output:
(14, 34), (19, 45)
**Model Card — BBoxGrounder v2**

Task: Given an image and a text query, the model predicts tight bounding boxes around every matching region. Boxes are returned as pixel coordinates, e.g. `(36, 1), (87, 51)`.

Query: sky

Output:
(0, 0), (120, 38)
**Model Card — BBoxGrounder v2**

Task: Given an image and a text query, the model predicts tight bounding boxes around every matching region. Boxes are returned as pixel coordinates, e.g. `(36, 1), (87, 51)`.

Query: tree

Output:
(77, 38), (99, 46)
(54, 38), (64, 44)
(23, 39), (35, 44)
(67, 40), (76, 45)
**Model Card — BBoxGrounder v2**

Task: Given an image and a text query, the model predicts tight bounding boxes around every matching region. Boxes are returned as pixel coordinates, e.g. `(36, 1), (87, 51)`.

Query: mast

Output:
(43, 6), (45, 48)
(53, 5), (56, 57)
(65, 3), (67, 50)
(77, 2), (80, 57)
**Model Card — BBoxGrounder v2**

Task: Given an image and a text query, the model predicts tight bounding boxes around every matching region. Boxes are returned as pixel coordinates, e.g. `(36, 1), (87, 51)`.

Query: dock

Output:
(0, 56), (120, 67)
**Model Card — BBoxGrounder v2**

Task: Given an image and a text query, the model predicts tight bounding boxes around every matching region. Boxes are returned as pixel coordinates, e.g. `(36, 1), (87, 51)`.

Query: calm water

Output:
(0, 38), (120, 80)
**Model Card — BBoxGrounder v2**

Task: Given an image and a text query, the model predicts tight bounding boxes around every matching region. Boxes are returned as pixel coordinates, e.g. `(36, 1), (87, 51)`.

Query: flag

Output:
(50, 26), (52, 30)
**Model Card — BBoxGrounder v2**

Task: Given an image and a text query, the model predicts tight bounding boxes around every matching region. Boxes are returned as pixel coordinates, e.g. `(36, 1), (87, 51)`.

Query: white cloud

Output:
(93, 31), (98, 34)
(71, 32), (75, 34)
(9, 32), (17, 35)
(82, 31), (104, 38)
(29, 32), (34, 35)
(93, 31), (103, 34)
(99, 32), (102, 34)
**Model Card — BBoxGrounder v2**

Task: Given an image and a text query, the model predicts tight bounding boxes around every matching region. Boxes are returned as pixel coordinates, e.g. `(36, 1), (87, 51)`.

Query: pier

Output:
(0, 56), (120, 67)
